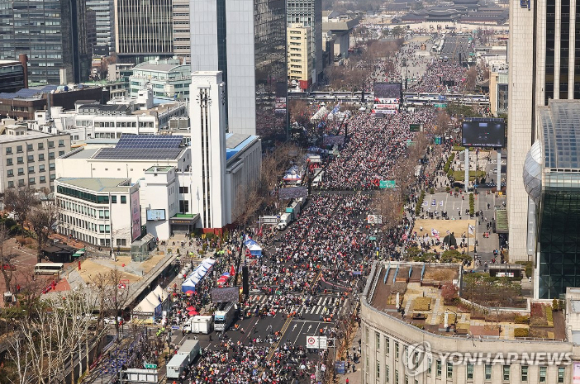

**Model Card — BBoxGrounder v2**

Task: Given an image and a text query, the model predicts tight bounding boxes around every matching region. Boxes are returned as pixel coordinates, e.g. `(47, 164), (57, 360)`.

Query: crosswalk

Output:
(244, 295), (350, 318)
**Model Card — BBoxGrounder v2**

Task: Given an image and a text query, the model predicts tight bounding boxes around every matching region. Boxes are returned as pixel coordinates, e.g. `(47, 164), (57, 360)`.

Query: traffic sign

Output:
(144, 363), (157, 369)
(379, 180), (396, 189)
(171, 325), (180, 330)
(306, 336), (328, 349)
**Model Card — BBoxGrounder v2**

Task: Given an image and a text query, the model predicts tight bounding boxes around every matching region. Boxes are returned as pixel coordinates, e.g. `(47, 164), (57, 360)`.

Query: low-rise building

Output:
(129, 59), (191, 99)
(361, 261), (580, 384)
(0, 120), (71, 193)
(489, 70), (508, 116)
(55, 177), (140, 248)
(0, 58), (27, 92)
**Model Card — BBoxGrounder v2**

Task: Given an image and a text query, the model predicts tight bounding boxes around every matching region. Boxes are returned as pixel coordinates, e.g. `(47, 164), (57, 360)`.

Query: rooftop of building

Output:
(132, 63), (189, 73)
(0, 60), (22, 66)
(0, 84), (100, 101)
(56, 177), (132, 193)
(226, 133), (259, 161)
(0, 129), (55, 144)
(133, 102), (183, 116)
(539, 100), (580, 170)
(62, 134), (186, 161)
(365, 261), (566, 341)
(322, 17), (360, 32)
(145, 165), (174, 173)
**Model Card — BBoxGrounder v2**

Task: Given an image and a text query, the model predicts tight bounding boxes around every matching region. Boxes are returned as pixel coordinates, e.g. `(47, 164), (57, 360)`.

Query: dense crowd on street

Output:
(123, 32), (474, 384)
(318, 109), (436, 190)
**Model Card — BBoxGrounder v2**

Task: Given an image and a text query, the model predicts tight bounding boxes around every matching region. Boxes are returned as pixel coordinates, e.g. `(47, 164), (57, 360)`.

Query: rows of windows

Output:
(366, 327), (566, 383)
(60, 214), (111, 233)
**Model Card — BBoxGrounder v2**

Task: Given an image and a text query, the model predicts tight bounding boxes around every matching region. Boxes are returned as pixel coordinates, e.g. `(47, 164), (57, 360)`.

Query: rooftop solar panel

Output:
(116, 135), (183, 149)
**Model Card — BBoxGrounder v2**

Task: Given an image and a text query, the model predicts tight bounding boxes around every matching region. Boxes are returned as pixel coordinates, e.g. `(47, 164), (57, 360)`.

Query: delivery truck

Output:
(178, 339), (201, 362)
(166, 354), (189, 379)
(183, 315), (213, 334)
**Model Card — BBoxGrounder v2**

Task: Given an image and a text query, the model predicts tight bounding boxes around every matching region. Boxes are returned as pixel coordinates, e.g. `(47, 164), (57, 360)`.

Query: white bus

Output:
(34, 263), (64, 275)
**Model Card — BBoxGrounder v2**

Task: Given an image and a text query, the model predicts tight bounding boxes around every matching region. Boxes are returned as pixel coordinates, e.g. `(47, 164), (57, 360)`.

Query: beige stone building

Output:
(0, 119), (71, 193)
(360, 261), (580, 384)
(287, 24), (313, 85)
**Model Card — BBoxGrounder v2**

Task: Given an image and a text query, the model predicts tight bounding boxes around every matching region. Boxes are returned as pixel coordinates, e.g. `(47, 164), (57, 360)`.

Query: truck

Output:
(166, 353), (189, 379)
(183, 315), (213, 334)
(214, 302), (237, 332)
(177, 339), (201, 362)
(277, 212), (293, 230)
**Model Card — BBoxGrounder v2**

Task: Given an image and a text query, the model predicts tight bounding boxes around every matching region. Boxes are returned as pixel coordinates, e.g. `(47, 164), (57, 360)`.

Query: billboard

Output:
(373, 104), (399, 110)
(279, 186), (308, 200)
(462, 119), (506, 148)
(410, 124), (422, 132)
(211, 287), (240, 303)
(373, 82), (402, 100)
(130, 190), (141, 241)
(146, 209), (166, 221)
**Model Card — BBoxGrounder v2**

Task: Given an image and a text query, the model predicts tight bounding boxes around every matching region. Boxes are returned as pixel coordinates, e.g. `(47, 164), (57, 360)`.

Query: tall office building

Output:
(507, 0), (580, 262)
(286, 0), (322, 83)
(86, 0), (115, 56)
(172, 0), (191, 61)
(114, 0), (173, 59)
(0, 0), (91, 84)
(190, 0), (288, 144)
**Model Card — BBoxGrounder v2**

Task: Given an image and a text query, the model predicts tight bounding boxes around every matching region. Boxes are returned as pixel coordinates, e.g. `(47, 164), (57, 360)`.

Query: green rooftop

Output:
(57, 178), (132, 193)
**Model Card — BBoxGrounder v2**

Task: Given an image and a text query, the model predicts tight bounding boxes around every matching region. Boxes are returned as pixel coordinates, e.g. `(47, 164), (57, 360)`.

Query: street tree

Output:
(0, 225), (17, 292)
(28, 201), (59, 263)
(3, 187), (40, 229)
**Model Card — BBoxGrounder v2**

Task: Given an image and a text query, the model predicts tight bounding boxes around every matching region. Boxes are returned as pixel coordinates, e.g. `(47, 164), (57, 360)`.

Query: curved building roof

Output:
(539, 100), (580, 170)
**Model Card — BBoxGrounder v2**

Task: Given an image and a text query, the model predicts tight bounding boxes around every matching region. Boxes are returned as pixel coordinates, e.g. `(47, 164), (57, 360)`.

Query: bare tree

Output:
(465, 66), (478, 91)
(93, 268), (130, 340)
(28, 201), (59, 263)
(435, 111), (451, 135)
(289, 99), (310, 127)
(233, 181), (263, 227)
(3, 187), (40, 229)
(374, 189), (404, 231)
(0, 225), (17, 292)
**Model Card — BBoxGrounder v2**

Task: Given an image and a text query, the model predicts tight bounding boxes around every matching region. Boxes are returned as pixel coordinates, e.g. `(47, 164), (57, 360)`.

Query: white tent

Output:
(133, 285), (169, 319)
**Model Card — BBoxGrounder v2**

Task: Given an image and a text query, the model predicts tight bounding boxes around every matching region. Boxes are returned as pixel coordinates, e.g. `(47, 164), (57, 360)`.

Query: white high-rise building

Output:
(189, 71), (228, 229)
(190, 0), (288, 142)
(507, 0), (580, 261)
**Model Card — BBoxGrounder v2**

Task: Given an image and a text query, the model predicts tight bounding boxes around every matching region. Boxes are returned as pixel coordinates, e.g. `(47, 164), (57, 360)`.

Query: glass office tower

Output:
(0, 0), (91, 84)
(191, 0), (288, 145)
(524, 100), (580, 299)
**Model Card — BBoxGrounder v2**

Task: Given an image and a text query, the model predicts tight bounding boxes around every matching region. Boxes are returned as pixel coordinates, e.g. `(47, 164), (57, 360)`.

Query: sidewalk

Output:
(339, 325), (363, 384)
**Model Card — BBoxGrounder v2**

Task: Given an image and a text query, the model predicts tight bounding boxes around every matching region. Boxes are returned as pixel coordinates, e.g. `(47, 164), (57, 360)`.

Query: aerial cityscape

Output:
(0, 0), (579, 382)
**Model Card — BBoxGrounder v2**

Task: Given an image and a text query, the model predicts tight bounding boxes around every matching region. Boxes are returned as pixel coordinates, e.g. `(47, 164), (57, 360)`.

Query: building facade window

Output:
(467, 364), (474, 380)
(436, 360), (441, 378)
(485, 365), (492, 380)
(503, 365), (510, 381)
(121, 196), (127, 204)
(558, 367), (565, 383)
(521, 366), (528, 382)
(539, 366), (547, 382)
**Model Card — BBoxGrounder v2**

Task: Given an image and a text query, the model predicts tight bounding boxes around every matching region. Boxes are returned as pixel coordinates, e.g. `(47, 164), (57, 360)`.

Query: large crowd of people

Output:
(317, 109), (436, 190)
(123, 31), (484, 384)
